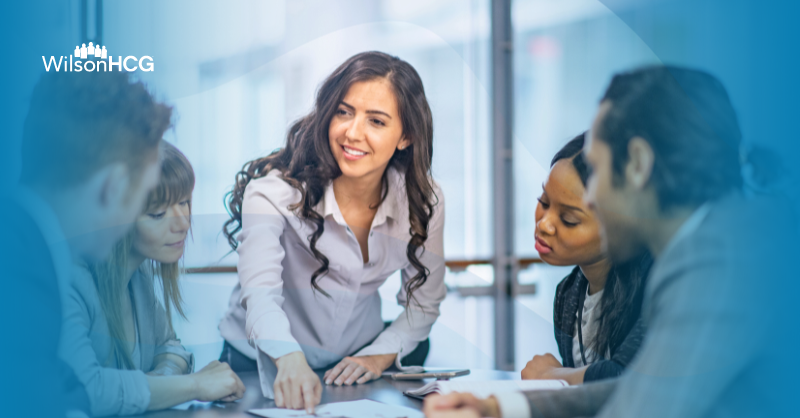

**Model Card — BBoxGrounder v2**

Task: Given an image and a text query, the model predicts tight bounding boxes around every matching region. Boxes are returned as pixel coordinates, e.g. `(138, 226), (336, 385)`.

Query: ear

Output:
(95, 162), (131, 211)
(397, 136), (412, 151)
(625, 137), (655, 191)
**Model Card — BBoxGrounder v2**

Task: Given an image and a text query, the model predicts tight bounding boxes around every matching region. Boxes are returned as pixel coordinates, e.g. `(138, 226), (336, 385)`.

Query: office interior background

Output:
(63, 0), (675, 372)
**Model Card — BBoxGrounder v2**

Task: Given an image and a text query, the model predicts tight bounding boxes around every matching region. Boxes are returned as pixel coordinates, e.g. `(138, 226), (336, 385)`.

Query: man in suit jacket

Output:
(0, 71), (171, 417)
(424, 66), (796, 418)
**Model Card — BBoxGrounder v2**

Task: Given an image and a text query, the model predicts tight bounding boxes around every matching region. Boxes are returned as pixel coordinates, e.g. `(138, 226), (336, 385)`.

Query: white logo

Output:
(42, 43), (154, 72)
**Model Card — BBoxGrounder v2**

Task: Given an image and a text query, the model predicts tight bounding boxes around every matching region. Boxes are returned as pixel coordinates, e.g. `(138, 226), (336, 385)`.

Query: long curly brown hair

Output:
(223, 51), (438, 305)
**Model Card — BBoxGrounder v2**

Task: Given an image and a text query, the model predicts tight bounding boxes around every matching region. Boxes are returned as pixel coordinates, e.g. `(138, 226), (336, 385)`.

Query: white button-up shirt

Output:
(219, 167), (446, 374)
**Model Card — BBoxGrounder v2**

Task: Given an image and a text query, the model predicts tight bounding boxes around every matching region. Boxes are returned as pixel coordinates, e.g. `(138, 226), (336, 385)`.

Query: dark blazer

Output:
(553, 267), (647, 382)
(0, 196), (88, 417)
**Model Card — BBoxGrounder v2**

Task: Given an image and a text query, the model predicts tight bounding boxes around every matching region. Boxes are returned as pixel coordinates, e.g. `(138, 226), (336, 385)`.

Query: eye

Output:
(148, 211), (166, 220)
(336, 108), (348, 116)
(179, 199), (190, 206)
(371, 118), (386, 126)
(536, 197), (549, 209)
(561, 217), (579, 227)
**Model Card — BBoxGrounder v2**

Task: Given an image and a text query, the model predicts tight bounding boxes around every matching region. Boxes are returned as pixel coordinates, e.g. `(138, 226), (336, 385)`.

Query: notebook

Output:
(404, 379), (568, 399)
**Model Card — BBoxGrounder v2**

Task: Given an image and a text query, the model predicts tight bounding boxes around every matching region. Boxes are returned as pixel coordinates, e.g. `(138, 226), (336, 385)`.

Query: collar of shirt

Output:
(660, 202), (712, 259)
(319, 167), (403, 229)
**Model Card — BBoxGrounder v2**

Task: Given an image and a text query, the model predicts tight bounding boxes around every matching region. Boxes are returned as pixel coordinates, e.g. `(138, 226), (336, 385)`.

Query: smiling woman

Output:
(218, 51), (445, 413)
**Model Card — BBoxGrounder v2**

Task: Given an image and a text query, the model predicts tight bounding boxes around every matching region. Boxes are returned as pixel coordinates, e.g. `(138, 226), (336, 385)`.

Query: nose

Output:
(169, 203), (191, 234)
(344, 115), (366, 142)
(536, 211), (557, 236)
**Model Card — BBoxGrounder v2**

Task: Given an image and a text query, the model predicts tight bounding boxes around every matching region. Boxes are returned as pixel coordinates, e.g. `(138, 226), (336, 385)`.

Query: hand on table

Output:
(273, 351), (322, 413)
(190, 360), (246, 402)
(324, 353), (396, 386)
(521, 353), (563, 380)
(423, 393), (500, 418)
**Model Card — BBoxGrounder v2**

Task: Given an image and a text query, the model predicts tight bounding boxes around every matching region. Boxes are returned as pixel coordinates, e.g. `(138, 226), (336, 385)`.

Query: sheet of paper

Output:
(442, 379), (566, 396)
(407, 379), (567, 399)
(248, 399), (423, 418)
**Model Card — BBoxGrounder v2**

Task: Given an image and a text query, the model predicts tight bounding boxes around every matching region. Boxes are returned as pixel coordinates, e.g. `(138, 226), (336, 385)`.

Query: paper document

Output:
(404, 379), (568, 399)
(248, 399), (423, 418)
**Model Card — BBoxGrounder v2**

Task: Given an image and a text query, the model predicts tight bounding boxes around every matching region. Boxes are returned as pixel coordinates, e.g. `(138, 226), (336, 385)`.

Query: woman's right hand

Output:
(273, 351), (322, 413)
(190, 360), (246, 402)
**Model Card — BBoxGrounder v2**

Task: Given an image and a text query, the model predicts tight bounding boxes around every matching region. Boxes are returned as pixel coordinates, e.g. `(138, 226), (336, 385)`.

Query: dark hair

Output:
(552, 134), (652, 359)
(598, 65), (743, 210)
(223, 51), (437, 304)
(21, 71), (172, 188)
(591, 253), (651, 359)
(551, 132), (590, 185)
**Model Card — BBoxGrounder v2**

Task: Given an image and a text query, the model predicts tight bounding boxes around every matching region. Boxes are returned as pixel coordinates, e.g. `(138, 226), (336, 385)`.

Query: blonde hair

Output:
(90, 141), (195, 369)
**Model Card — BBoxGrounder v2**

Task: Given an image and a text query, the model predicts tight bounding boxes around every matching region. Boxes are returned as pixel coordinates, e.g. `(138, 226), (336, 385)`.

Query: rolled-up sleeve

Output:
(355, 190), (446, 359)
(59, 272), (151, 417)
(237, 181), (303, 360)
(152, 323), (194, 373)
(146, 272), (194, 372)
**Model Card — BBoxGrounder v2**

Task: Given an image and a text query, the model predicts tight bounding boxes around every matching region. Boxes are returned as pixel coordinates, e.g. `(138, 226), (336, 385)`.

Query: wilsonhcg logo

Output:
(43, 42), (154, 72)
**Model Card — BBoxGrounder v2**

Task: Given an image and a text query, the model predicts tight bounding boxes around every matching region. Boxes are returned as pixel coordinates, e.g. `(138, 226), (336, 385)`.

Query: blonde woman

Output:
(59, 142), (245, 416)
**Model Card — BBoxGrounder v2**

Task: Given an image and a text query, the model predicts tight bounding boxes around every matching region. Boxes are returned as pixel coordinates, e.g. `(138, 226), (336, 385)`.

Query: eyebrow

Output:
(340, 101), (392, 119)
(541, 183), (586, 214)
(561, 203), (586, 214)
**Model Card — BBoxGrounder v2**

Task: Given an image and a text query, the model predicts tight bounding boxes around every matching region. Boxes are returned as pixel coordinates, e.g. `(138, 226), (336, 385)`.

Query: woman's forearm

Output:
(144, 374), (198, 411)
(149, 353), (190, 376)
(547, 365), (589, 385)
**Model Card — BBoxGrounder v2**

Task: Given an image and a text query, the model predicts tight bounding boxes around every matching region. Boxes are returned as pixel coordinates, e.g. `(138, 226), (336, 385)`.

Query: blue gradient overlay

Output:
(1, 1), (798, 417)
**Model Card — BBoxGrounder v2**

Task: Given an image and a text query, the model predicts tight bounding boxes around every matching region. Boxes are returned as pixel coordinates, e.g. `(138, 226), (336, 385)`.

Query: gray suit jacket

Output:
(59, 263), (195, 417)
(522, 194), (793, 418)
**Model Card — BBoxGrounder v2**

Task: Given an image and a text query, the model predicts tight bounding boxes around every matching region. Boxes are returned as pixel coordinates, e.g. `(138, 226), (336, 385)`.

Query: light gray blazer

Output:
(59, 263), (194, 417)
(520, 194), (789, 418)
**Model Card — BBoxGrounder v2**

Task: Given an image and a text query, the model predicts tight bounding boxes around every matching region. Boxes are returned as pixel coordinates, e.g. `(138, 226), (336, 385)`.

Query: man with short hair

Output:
(0, 71), (172, 417)
(424, 66), (795, 418)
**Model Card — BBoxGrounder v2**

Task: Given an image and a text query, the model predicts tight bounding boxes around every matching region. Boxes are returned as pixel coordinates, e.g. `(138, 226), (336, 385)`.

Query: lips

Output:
(166, 239), (185, 248)
(341, 144), (368, 160)
(534, 236), (553, 255)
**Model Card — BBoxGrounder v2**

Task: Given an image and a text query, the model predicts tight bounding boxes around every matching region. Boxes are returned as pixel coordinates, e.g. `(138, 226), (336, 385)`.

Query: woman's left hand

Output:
(521, 353), (563, 380)
(324, 354), (397, 386)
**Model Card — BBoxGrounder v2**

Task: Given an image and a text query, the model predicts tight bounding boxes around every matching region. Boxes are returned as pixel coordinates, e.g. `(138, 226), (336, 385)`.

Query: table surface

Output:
(137, 369), (516, 417)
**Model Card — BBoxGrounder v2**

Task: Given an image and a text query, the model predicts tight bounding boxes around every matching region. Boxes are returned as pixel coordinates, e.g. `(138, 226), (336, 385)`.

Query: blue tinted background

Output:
(0, 0), (797, 415)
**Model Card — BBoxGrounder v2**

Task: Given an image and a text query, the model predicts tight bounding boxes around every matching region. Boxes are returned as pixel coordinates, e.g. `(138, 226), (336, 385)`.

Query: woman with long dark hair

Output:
(218, 51), (445, 412)
(521, 132), (651, 384)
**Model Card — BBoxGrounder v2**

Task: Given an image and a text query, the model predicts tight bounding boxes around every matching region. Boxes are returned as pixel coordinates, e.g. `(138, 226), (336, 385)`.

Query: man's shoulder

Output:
(0, 197), (51, 266)
(656, 194), (784, 270)
(646, 193), (793, 315)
